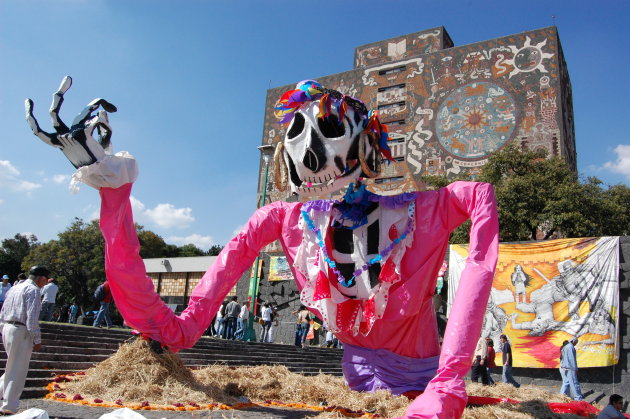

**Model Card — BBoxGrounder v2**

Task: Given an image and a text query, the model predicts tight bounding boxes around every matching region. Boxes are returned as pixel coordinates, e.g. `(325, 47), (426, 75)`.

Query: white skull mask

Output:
(277, 100), (379, 197)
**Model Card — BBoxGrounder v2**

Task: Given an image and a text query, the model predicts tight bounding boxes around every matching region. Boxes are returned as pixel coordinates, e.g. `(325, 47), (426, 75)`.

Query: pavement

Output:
(15, 398), (320, 419)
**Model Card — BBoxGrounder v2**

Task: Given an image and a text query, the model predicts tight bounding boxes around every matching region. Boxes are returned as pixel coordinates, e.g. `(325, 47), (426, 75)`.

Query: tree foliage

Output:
(423, 146), (630, 243)
(178, 243), (205, 257)
(0, 234), (40, 280)
(207, 245), (224, 256)
(22, 218), (105, 311)
(137, 227), (178, 258)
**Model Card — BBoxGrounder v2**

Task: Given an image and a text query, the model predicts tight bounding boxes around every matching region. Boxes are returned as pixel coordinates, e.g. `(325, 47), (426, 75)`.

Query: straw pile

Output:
(59, 339), (598, 418)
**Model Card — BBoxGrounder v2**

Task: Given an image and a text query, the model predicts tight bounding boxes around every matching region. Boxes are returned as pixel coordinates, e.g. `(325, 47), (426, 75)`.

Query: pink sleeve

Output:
(99, 183), (286, 351)
(400, 181), (499, 419)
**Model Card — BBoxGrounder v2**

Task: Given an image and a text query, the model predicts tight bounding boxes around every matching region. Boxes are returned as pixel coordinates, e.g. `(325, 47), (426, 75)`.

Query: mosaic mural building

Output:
(260, 26), (576, 199)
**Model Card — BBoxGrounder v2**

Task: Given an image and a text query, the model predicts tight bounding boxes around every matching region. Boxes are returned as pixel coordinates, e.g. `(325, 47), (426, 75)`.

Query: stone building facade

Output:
(260, 26), (576, 203)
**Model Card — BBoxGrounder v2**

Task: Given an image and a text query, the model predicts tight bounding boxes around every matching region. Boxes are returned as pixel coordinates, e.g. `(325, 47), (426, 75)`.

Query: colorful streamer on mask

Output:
(274, 81), (394, 162)
(274, 80), (325, 124)
(366, 110), (393, 162)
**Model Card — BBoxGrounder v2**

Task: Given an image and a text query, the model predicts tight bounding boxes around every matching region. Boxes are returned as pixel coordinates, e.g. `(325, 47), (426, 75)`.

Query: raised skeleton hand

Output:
(25, 76), (117, 169)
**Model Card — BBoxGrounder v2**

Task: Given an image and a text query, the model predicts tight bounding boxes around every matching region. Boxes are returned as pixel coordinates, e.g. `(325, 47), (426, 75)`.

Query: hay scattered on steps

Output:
(62, 339), (597, 418)
(63, 338), (230, 405)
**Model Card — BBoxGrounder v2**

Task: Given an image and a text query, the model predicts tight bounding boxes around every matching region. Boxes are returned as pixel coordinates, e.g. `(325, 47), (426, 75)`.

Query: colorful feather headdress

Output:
(274, 80), (393, 162)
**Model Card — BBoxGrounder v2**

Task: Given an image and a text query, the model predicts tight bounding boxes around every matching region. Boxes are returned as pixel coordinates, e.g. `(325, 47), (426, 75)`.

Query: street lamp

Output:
(245, 144), (275, 341)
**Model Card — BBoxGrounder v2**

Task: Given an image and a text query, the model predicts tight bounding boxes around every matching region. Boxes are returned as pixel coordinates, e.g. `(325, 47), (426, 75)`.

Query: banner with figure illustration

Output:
(268, 256), (293, 281)
(447, 237), (619, 368)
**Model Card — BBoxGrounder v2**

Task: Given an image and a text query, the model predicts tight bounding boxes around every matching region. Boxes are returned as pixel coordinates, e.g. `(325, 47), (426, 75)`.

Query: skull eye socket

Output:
(287, 112), (305, 139)
(317, 114), (345, 138)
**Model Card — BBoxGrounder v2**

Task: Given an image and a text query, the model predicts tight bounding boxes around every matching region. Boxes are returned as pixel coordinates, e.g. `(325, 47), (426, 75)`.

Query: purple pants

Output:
(342, 343), (439, 395)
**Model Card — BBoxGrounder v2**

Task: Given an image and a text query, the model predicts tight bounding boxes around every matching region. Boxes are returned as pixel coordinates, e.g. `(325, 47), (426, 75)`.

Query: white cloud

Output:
(166, 233), (215, 250)
(51, 174), (70, 184)
(603, 144), (630, 179)
(0, 160), (41, 193)
(130, 196), (194, 229)
(130, 196), (146, 213)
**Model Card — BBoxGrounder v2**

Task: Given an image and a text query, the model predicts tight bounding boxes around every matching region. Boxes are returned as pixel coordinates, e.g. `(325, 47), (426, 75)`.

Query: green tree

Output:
(0, 234), (40, 280)
(178, 243), (205, 257)
(605, 183), (630, 236)
(207, 245), (224, 256)
(136, 226), (181, 258)
(423, 146), (630, 242)
(22, 218), (105, 312)
(478, 147), (572, 240)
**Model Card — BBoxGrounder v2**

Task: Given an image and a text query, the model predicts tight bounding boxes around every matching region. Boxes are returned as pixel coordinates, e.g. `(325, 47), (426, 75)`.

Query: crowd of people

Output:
(207, 296), (280, 343)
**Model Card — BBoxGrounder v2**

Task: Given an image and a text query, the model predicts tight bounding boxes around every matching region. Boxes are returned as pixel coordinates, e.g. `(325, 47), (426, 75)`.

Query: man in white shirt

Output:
(0, 275), (11, 310)
(0, 265), (49, 414)
(471, 335), (489, 384)
(260, 303), (274, 343)
(236, 303), (249, 341)
(39, 278), (58, 321)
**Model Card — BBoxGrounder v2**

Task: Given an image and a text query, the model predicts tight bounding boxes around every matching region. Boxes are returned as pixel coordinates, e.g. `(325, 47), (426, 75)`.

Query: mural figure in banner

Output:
(510, 264), (530, 303)
(481, 294), (508, 347)
(26, 77), (500, 419)
(510, 258), (611, 339)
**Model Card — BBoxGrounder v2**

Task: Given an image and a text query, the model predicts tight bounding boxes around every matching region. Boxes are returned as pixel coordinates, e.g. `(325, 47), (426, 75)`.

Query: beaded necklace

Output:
(301, 202), (414, 288)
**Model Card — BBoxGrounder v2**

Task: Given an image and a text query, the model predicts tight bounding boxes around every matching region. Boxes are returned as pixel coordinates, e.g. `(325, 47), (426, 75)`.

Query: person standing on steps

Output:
(0, 275), (12, 312)
(93, 280), (113, 328)
(260, 302), (273, 343)
(0, 265), (49, 415)
(223, 296), (240, 340)
(39, 278), (58, 322)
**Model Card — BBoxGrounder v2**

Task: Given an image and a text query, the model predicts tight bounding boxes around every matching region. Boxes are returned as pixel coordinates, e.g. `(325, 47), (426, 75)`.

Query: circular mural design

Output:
(435, 82), (517, 160)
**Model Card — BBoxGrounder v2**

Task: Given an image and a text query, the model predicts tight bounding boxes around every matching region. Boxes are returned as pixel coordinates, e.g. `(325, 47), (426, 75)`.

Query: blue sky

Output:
(1, 0), (629, 250)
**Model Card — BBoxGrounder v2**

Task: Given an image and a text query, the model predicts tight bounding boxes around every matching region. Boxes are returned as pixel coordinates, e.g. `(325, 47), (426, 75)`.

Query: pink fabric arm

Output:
(99, 184), (286, 351)
(400, 181), (499, 419)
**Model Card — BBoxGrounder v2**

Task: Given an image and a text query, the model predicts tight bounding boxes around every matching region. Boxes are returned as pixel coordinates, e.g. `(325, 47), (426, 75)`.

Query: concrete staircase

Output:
(1, 322), (343, 399)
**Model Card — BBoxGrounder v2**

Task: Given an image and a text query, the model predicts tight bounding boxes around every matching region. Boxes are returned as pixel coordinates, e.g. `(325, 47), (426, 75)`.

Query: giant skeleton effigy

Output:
(25, 77), (499, 419)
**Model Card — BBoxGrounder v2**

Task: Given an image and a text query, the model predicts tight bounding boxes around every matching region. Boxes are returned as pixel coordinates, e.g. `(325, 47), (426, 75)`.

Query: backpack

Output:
(94, 284), (106, 302)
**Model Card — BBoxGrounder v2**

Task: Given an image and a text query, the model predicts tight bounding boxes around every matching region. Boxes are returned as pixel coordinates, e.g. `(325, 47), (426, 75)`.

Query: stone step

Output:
(42, 340), (342, 362)
(2, 322), (345, 401)
(22, 369), (80, 378)
(584, 391), (606, 404)
(21, 387), (48, 399)
(33, 341), (342, 362)
(41, 332), (342, 356)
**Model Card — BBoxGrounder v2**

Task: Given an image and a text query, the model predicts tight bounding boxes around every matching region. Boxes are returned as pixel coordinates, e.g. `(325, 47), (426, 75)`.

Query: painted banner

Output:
(448, 237), (619, 368)
(268, 256), (293, 281)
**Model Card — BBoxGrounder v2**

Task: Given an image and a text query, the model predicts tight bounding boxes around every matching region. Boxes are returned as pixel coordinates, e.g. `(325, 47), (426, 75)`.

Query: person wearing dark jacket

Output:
(93, 281), (113, 328)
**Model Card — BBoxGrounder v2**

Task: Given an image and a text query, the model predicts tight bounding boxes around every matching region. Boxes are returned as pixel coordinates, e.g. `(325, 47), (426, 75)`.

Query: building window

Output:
(378, 101), (405, 112)
(375, 176), (404, 184)
(378, 65), (407, 76)
(377, 83), (406, 92)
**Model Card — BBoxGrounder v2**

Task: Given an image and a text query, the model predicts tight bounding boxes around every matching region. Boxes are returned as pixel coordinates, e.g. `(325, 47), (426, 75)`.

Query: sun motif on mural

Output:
(505, 36), (554, 78)
(435, 82), (517, 160)
(462, 105), (488, 134)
